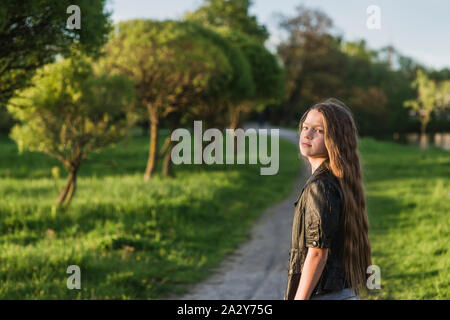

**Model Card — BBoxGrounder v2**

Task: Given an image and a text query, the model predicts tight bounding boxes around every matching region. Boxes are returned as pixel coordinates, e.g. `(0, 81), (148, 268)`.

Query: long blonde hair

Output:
(298, 97), (372, 294)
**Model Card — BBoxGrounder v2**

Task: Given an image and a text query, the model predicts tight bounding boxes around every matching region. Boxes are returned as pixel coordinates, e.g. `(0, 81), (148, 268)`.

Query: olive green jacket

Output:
(284, 159), (348, 300)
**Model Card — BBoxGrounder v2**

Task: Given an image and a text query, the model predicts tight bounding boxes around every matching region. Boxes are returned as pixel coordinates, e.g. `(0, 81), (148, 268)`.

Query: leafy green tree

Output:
(404, 69), (440, 139)
(276, 5), (394, 135)
(402, 69), (450, 155)
(185, 0), (269, 42)
(171, 25), (255, 165)
(434, 80), (450, 131)
(0, 0), (111, 130)
(157, 25), (265, 177)
(182, 24), (254, 130)
(376, 68), (415, 136)
(429, 68), (450, 81)
(338, 45), (391, 136)
(99, 19), (233, 180)
(276, 5), (347, 125)
(341, 40), (379, 64)
(7, 54), (137, 208)
(218, 29), (284, 129)
(436, 81), (450, 109)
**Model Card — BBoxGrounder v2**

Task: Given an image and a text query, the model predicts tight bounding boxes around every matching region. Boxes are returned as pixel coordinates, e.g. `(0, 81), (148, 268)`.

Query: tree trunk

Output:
(56, 167), (78, 208)
(229, 105), (242, 156)
(63, 170), (77, 208)
(162, 139), (174, 177)
(144, 114), (159, 181)
(158, 135), (171, 159)
(419, 112), (430, 159)
(56, 173), (73, 205)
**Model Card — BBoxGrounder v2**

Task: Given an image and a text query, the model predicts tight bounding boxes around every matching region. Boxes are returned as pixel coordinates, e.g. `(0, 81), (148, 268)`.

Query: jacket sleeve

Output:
(303, 179), (342, 249)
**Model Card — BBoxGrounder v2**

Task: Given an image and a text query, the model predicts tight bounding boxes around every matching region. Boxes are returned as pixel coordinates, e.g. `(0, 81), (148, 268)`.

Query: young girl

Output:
(284, 98), (372, 300)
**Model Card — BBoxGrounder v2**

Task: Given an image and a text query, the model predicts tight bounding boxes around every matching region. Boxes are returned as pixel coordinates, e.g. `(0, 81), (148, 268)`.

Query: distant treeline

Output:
(257, 5), (450, 137)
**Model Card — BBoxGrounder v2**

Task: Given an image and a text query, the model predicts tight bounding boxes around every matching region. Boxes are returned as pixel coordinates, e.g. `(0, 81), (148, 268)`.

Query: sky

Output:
(106, 0), (450, 70)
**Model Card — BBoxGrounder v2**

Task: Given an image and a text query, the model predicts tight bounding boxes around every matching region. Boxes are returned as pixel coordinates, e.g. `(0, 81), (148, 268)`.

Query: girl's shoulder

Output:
(295, 167), (342, 208)
(307, 172), (343, 202)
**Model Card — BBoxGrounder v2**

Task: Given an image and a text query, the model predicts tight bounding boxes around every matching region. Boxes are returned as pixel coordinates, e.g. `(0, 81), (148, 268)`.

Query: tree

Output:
(403, 69), (450, 154)
(277, 5), (346, 125)
(7, 54), (137, 208)
(0, 0), (111, 127)
(217, 29), (285, 130)
(436, 81), (450, 109)
(178, 25), (255, 161)
(339, 46), (391, 136)
(404, 69), (438, 137)
(185, 0), (269, 43)
(430, 78), (450, 131)
(342, 40), (378, 63)
(429, 68), (450, 81)
(182, 24), (254, 131)
(100, 19), (233, 180)
(346, 86), (388, 135)
(275, 5), (394, 135)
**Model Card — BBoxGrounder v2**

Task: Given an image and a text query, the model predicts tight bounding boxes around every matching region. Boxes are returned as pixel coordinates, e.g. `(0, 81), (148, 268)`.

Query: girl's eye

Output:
(301, 126), (323, 133)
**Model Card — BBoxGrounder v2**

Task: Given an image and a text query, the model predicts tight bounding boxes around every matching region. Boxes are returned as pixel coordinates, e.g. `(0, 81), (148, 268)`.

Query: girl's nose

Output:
(304, 128), (314, 138)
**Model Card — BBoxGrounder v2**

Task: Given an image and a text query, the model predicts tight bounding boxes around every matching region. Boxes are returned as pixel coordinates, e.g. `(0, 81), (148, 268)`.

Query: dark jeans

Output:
(310, 288), (360, 300)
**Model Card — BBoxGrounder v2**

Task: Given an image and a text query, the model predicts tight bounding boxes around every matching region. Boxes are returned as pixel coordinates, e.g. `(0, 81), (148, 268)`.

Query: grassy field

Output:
(359, 137), (449, 300)
(0, 128), (448, 299)
(0, 131), (299, 299)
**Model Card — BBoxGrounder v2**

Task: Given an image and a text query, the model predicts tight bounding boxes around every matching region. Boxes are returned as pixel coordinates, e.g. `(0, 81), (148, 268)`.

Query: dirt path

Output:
(169, 125), (308, 300)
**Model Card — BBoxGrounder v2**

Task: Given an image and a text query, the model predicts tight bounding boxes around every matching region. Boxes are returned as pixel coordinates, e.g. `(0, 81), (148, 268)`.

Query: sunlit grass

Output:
(0, 131), (299, 299)
(359, 138), (449, 300)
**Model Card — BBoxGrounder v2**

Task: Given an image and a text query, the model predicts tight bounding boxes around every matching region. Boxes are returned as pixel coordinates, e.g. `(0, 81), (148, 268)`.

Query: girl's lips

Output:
(302, 142), (311, 147)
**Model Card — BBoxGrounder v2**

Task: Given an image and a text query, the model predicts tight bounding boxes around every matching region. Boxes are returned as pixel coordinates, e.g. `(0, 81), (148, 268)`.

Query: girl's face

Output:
(299, 109), (328, 159)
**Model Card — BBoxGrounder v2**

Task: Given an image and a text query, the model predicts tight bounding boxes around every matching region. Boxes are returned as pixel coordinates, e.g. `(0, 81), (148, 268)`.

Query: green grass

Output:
(0, 131), (299, 299)
(359, 138), (449, 300)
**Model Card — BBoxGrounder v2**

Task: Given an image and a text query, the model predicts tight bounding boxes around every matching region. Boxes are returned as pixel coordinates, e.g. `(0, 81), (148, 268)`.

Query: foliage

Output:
(99, 19), (235, 179)
(182, 23), (255, 129)
(220, 28), (285, 107)
(0, 0), (111, 109)
(403, 69), (444, 136)
(7, 53), (137, 207)
(185, 0), (269, 42)
(274, 5), (435, 137)
(276, 6), (346, 124)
